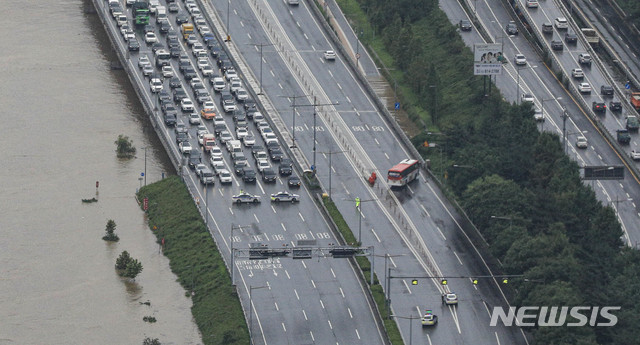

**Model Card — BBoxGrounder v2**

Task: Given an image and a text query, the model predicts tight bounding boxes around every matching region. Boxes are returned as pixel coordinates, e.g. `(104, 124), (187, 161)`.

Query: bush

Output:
(115, 134), (136, 158)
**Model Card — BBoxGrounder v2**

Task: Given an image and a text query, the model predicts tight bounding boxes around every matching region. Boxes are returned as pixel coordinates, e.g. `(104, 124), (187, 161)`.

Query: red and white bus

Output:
(387, 159), (420, 187)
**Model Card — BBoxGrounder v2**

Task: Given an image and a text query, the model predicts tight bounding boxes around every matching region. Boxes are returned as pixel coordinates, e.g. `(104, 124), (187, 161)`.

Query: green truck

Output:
(132, 1), (150, 26)
(626, 115), (639, 132)
(617, 129), (631, 145)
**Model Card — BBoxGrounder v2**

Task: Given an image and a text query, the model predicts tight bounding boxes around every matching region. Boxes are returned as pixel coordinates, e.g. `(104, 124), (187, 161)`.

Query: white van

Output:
(226, 140), (242, 154)
(156, 5), (166, 16)
(149, 0), (159, 13)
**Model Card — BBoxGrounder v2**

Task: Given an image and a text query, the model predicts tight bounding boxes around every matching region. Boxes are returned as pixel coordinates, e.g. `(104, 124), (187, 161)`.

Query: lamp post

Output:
(225, 0), (231, 42)
(319, 150), (345, 199)
(142, 146), (147, 186)
(344, 197), (377, 243)
(249, 285), (268, 345)
(249, 42), (275, 95)
(562, 106), (568, 153)
(293, 97), (340, 173)
(390, 314), (420, 345)
(516, 65), (537, 105)
(281, 94), (311, 149)
(372, 253), (404, 318)
(230, 224), (251, 285)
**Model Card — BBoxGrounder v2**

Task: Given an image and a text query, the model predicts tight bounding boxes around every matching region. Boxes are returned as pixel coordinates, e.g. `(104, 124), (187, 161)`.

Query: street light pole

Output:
(292, 98), (339, 173)
(320, 150), (346, 199)
(225, 0), (231, 42)
(562, 106), (568, 153)
(143, 147), (147, 186)
(230, 224), (251, 286)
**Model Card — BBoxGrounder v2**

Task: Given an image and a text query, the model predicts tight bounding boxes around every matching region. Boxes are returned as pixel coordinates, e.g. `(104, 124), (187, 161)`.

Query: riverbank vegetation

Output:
(102, 219), (119, 242)
(137, 176), (249, 345)
(115, 134), (136, 158)
(337, 0), (640, 343)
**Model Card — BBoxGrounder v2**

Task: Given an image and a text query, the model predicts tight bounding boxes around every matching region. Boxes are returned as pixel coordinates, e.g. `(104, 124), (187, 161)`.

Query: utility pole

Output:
(292, 97), (340, 173)
(562, 106), (567, 153)
(319, 150), (345, 199)
(230, 224), (251, 285)
(249, 42), (275, 95)
(281, 94), (312, 149)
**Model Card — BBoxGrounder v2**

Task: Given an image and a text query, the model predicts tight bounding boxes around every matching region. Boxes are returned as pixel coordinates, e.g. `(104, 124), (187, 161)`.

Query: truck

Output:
(202, 134), (216, 152)
(581, 28), (600, 45)
(132, 1), (150, 26)
(181, 23), (194, 40)
(630, 92), (640, 110)
(617, 129), (631, 144)
(626, 115), (639, 131)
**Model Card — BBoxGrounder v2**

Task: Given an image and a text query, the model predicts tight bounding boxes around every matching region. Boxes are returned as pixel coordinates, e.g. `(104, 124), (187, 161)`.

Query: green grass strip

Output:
(137, 176), (249, 345)
(322, 196), (404, 345)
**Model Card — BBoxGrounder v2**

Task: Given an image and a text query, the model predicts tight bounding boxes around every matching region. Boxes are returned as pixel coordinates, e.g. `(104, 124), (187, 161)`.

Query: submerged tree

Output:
(115, 250), (132, 270)
(115, 134), (136, 158)
(102, 219), (119, 242)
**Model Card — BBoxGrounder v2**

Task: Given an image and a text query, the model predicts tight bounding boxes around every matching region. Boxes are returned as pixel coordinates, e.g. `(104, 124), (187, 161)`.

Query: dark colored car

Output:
(550, 40), (563, 51)
(252, 145), (265, 155)
(203, 32), (216, 42)
(610, 101), (622, 112)
(170, 47), (181, 58)
(288, 175), (301, 188)
(601, 85), (614, 96)
(183, 68), (198, 81)
(175, 131), (188, 143)
(144, 24), (154, 34)
(174, 123), (188, 135)
(128, 39), (140, 51)
(164, 113), (177, 126)
(505, 23), (518, 35)
(209, 45), (221, 57)
(233, 160), (246, 175)
(158, 90), (171, 102)
(189, 150), (202, 169)
(564, 31), (577, 44)
(242, 168), (257, 183)
(151, 42), (164, 53)
(176, 13), (189, 24)
(269, 147), (284, 162)
(169, 77), (181, 89)
(279, 164), (292, 176)
(159, 21), (171, 34)
(173, 88), (187, 102)
(592, 101), (607, 113)
(262, 168), (277, 183)
(459, 20), (472, 31)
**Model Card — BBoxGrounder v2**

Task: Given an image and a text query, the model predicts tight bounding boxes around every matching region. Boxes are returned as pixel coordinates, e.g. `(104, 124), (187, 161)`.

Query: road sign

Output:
(143, 197), (148, 211)
(141, 172), (145, 177)
(582, 166), (625, 180)
(394, 102), (400, 110)
(626, 81), (630, 89)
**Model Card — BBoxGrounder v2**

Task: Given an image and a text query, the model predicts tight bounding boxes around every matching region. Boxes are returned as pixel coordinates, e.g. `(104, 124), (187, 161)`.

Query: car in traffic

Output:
(578, 82), (592, 94)
(600, 85), (614, 96)
(243, 132), (256, 147)
(219, 130), (233, 144)
(270, 191), (300, 203)
(592, 101), (606, 113)
(232, 192), (261, 204)
(188, 112), (201, 125)
(521, 93), (534, 103)
(576, 136), (588, 148)
(241, 168), (257, 182)
(150, 77), (163, 93)
(421, 310), (438, 326)
(571, 68), (584, 78)
(256, 159), (271, 172)
(505, 22), (518, 35)
(514, 54), (526, 65)
(442, 292), (458, 305)
(550, 40), (563, 51)
(288, 175), (301, 188)
(181, 98), (195, 112)
(279, 158), (293, 176)
(218, 169), (233, 184)
(128, 39), (140, 51)
(179, 141), (192, 154)
(565, 31), (578, 44)
(554, 17), (568, 29)
(211, 77), (226, 91)
(458, 20), (472, 31)
(630, 150), (640, 161)
(144, 32), (158, 44)
(189, 151), (203, 169)
(138, 55), (151, 68)
(609, 101), (622, 112)
(161, 65), (174, 78)
(261, 168), (277, 183)
(201, 108), (216, 120)
(220, 92), (237, 112)
(142, 64), (154, 77)
(533, 107), (544, 121)
(526, 0), (538, 8)
(578, 53), (592, 66)
(324, 50), (336, 60)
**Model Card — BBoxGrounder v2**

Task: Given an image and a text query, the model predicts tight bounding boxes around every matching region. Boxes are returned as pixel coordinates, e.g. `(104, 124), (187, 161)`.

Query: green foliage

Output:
(137, 176), (249, 345)
(121, 258), (143, 279)
(612, 0), (640, 28)
(143, 316), (157, 323)
(142, 338), (161, 345)
(115, 250), (131, 270)
(115, 134), (136, 158)
(102, 219), (119, 242)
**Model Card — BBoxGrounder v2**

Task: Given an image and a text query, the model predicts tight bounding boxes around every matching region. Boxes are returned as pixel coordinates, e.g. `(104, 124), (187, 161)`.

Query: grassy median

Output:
(137, 176), (249, 345)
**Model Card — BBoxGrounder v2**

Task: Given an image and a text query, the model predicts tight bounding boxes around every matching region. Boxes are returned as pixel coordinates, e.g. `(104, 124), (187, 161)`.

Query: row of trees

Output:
(349, 0), (640, 342)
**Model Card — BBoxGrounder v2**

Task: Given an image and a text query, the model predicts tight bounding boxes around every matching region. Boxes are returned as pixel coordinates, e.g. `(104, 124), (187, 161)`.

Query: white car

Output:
(142, 64), (154, 76)
(187, 34), (198, 46)
(123, 29), (136, 42)
(218, 169), (233, 184)
(150, 78), (163, 93)
(144, 32), (158, 44)
(192, 43), (205, 55)
(138, 55), (151, 68)
(203, 100), (216, 110)
(252, 112), (264, 123)
(212, 77), (226, 91)
(116, 15), (128, 27)
(521, 93), (534, 103)
(324, 50), (336, 60)
(256, 121), (270, 131)
(256, 159), (271, 172)
(236, 127), (249, 140)
(442, 293), (458, 305)
(514, 54), (526, 65)
(179, 141), (193, 154)
(210, 155), (225, 172)
(270, 191), (300, 203)
(235, 88), (249, 101)
(213, 117), (226, 126)
(243, 132), (256, 147)
(263, 132), (279, 145)
(201, 65), (214, 77)
(161, 65), (174, 78)
(230, 79), (242, 93)
(533, 107), (544, 121)
(219, 130), (233, 144)
(554, 17), (568, 29)
(197, 58), (209, 69)
(225, 68), (238, 81)
(181, 98), (195, 112)
(210, 146), (223, 158)
(575, 136), (588, 148)
(199, 25), (211, 35)
(188, 112), (201, 125)
(630, 150), (640, 161)
(526, 0), (538, 8)
(578, 82), (592, 94)
(571, 68), (584, 78)
(190, 78), (203, 89)
(259, 126), (273, 136)
(196, 125), (208, 137)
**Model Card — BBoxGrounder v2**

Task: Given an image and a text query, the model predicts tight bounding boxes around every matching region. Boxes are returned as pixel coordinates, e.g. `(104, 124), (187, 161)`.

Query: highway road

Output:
(93, 0), (387, 344)
(443, 0), (640, 245)
(210, 0), (529, 344)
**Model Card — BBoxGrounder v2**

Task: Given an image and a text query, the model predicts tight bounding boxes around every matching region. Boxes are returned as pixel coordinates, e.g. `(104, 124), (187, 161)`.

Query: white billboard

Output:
(474, 43), (503, 75)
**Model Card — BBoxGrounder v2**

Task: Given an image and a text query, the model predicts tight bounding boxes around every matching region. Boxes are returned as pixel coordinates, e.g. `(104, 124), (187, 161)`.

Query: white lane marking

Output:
(342, 182), (350, 194)
(309, 231), (316, 239)
(339, 287), (345, 298)
(303, 309), (308, 320)
(371, 228), (381, 242)
(270, 69), (275, 77)
(419, 204), (431, 217)
(331, 166), (336, 173)
(427, 334), (433, 345)
(257, 180), (265, 194)
(328, 70), (333, 77)
(384, 152), (390, 160)
(299, 212), (305, 221)
(355, 329), (361, 339)
(304, 33), (309, 40)
(229, 207), (234, 215)
(453, 251), (463, 265)
(407, 185), (414, 194)
(337, 83), (342, 90)
(374, 138), (380, 145)
(348, 307), (353, 318)
(483, 301), (492, 317)
(346, 96), (352, 103)
(389, 257), (397, 268)
(271, 205), (277, 213)
(285, 270), (290, 279)
(281, 223), (287, 232)
(247, 33), (252, 40)
(328, 320), (333, 329)
(294, 289), (300, 300)
(240, 21), (244, 27)
(311, 280), (316, 288)
(309, 331), (314, 341)
(311, 44), (315, 50)
(302, 261), (307, 268)
(233, 9), (237, 15)
(254, 214), (260, 223)
(320, 299), (325, 309)
(402, 280), (412, 293)
(296, 21), (300, 27)
(436, 226), (446, 240)
(275, 302), (279, 311)
(282, 323), (286, 332)
(495, 331), (501, 345)
(331, 268), (336, 278)
(278, 83), (283, 89)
